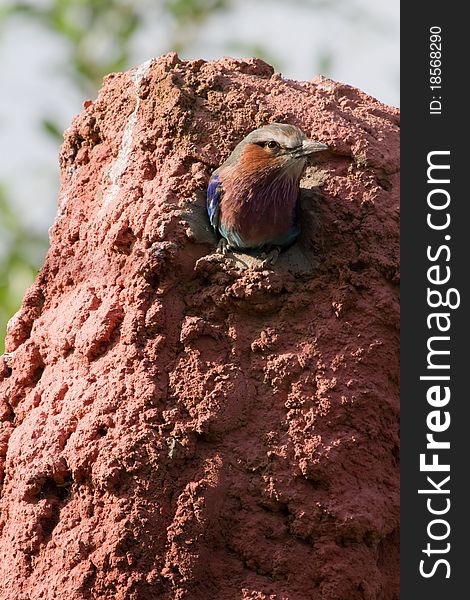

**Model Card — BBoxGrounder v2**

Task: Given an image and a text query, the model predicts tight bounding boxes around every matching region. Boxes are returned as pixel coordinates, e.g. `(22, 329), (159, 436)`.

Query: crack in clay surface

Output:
(100, 59), (152, 216)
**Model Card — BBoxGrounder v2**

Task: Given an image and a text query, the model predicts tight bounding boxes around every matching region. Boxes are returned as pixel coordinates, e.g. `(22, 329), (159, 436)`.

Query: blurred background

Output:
(0, 0), (399, 353)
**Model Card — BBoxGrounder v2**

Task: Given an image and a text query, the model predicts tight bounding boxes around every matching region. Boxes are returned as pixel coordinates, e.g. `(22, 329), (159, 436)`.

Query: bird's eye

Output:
(266, 141), (279, 150)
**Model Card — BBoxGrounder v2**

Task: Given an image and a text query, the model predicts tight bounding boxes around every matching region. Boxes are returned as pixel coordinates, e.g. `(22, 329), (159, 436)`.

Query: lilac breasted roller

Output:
(207, 123), (328, 266)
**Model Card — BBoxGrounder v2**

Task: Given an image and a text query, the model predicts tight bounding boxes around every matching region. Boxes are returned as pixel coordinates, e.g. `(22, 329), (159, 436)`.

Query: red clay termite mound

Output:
(0, 54), (399, 600)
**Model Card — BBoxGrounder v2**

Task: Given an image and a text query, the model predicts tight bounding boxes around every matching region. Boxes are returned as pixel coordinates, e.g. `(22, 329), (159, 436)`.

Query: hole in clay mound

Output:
(39, 475), (73, 503)
(68, 229), (80, 244)
(64, 345), (75, 358)
(377, 177), (392, 191)
(349, 260), (367, 272)
(32, 364), (45, 384)
(260, 501), (290, 518)
(37, 474), (73, 541)
(112, 226), (137, 255)
(5, 402), (15, 422)
(1, 354), (14, 378)
(95, 426), (108, 438)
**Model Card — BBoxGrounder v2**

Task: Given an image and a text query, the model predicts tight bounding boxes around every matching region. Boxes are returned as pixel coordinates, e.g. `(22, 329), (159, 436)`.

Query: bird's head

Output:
(220, 123), (328, 181)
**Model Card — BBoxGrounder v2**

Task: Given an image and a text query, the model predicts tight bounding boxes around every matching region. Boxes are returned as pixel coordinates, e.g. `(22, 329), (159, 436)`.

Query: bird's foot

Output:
(211, 238), (238, 264)
(216, 238), (231, 256)
(256, 247), (281, 270)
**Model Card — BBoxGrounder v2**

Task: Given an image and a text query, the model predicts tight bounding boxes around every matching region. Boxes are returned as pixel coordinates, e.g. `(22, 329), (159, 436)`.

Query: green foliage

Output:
(0, 187), (49, 354)
(1, 0), (141, 94)
(164, 0), (228, 24)
(42, 118), (65, 142)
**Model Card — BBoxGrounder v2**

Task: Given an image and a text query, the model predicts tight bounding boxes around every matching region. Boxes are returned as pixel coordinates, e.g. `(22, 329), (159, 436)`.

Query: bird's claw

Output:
(212, 238), (238, 264)
(214, 240), (281, 270)
(257, 247), (281, 270)
(216, 238), (231, 255)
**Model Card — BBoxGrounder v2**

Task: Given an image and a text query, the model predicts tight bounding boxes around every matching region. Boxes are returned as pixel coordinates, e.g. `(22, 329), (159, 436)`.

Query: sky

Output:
(0, 0), (399, 236)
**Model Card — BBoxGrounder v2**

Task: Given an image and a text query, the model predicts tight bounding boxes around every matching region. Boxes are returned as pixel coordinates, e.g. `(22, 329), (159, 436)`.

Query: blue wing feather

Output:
(206, 174), (223, 231)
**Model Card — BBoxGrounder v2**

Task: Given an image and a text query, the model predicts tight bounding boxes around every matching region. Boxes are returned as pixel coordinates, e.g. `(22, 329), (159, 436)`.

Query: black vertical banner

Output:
(401, 3), (468, 598)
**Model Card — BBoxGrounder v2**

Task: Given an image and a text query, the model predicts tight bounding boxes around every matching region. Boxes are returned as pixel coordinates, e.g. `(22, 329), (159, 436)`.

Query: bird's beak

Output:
(300, 139), (329, 156)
